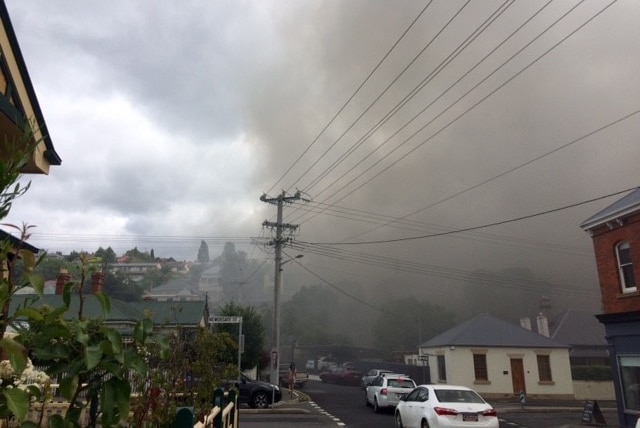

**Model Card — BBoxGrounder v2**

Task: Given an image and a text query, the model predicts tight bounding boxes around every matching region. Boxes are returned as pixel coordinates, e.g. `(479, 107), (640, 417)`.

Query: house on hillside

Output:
(109, 262), (161, 283)
(581, 187), (640, 427)
(418, 313), (573, 400)
(143, 277), (205, 302)
(0, 2), (60, 173)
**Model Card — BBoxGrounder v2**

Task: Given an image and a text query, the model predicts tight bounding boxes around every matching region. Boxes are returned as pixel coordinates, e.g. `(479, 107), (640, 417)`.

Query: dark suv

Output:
(228, 373), (282, 409)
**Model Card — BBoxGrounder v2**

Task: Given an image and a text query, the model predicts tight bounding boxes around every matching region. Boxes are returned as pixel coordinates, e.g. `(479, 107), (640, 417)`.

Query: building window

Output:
(437, 355), (447, 382)
(616, 241), (637, 293)
(537, 355), (552, 382)
(473, 354), (488, 381)
(619, 356), (640, 411)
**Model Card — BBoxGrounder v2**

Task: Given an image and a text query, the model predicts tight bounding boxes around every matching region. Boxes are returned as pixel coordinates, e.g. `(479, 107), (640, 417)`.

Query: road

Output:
(238, 378), (619, 427)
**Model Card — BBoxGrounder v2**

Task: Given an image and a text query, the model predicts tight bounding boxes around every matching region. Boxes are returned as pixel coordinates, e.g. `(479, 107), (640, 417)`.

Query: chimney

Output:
(91, 272), (105, 294)
(520, 317), (532, 330)
(536, 313), (550, 337)
(55, 269), (71, 295)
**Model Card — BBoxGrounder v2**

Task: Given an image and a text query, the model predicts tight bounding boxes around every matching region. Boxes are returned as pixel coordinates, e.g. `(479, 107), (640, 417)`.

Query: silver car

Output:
(365, 374), (416, 413)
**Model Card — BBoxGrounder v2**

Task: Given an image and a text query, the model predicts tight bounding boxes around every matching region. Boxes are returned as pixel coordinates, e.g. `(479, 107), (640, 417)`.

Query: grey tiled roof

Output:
(549, 309), (607, 347)
(419, 313), (568, 349)
(580, 187), (640, 230)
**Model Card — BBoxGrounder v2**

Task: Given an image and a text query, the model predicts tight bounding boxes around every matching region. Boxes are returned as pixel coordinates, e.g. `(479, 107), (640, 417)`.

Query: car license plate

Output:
(396, 393), (405, 400)
(462, 413), (478, 422)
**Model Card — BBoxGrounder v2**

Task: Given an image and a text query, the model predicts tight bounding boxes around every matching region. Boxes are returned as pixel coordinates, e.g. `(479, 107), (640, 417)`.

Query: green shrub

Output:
(571, 365), (613, 381)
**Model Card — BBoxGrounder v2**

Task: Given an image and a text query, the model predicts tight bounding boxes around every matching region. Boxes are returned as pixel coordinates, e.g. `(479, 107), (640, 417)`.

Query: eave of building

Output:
(580, 188), (640, 232)
(0, 2), (61, 174)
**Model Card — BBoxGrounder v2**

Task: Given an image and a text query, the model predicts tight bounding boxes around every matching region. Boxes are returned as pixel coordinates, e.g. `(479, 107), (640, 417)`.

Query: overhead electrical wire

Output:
(297, 0), (515, 195)
(293, 1), (616, 227)
(265, 1), (435, 195)
(338, 107), (640, 242)
(297, 186), (637, 246)
(287, 242), (600, 300)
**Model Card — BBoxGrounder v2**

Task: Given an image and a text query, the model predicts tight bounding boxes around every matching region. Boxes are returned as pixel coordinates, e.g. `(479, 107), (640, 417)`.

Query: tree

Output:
(215, 302), (265, 370)
(371, 298), (456, 357)
(197, 240), (210, 264)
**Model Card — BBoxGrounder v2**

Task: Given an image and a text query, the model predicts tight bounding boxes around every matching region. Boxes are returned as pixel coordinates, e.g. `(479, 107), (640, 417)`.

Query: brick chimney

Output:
(55, 269), (71, 295)
(91, 272), (105, 294)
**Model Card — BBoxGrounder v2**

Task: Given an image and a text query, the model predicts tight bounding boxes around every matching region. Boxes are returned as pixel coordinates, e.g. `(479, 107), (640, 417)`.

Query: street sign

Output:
(210, 316), (242, 324)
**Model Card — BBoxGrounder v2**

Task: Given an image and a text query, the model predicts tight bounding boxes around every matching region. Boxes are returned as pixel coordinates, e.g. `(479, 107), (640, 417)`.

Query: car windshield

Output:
(434, 389), (485, 404)
(388, 379), (415, 388)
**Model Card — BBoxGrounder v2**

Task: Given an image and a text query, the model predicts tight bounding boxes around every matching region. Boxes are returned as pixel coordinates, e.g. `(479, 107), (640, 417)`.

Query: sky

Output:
(3, 1), (639, 314)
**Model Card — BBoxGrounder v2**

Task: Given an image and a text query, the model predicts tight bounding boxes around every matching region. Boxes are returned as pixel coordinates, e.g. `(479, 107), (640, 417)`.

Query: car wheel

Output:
(421, 419), (429, 428)
(395, 412), (404, 428)
(251, 391), (269, 409)
(373, 397), (380, 413)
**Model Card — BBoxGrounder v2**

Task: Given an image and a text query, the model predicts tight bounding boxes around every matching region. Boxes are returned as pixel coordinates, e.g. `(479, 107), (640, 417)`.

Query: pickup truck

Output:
(278, 364), (308, 389)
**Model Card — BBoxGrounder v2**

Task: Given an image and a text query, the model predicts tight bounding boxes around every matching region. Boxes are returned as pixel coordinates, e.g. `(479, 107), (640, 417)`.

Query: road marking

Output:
(308, 401), (346, 426)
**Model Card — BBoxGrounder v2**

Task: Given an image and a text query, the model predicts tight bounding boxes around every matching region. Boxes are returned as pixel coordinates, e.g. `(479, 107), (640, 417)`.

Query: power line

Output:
(266, 1), (434, 194)
(295, 1), (617, 225)
(298, 0), (513, 194)
(298, 186), (636, 246)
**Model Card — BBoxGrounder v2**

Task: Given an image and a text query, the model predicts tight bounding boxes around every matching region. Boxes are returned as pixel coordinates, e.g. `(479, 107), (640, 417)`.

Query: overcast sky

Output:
(4, 1), (639, 311)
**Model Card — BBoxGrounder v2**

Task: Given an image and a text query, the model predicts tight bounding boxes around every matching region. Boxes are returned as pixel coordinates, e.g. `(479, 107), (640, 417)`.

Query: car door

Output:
(366, 376), (380, 404)
(402, 387), (425, 427)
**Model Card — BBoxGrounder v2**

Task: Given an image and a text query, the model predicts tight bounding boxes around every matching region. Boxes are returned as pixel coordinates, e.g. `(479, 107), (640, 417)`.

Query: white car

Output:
(361, 368), (394, 388)
(394, 384), (498, 428)
(365, 374), (416, 413)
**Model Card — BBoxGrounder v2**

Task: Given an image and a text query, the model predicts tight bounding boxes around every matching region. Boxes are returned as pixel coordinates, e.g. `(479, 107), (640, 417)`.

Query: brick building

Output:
(581, 187), (640, 427)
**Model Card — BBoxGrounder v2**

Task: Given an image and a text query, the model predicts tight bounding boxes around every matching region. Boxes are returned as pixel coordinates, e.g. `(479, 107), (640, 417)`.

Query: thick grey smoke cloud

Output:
(4, 1), (638, 321)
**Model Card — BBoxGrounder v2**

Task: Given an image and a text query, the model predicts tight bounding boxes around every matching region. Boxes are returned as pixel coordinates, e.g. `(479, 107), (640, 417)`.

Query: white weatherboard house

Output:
(419, 313), (573, 400)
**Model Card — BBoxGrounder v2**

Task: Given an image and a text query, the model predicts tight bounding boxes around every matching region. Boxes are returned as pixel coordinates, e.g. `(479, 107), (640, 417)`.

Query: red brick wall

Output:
(589, 211), (640, 313)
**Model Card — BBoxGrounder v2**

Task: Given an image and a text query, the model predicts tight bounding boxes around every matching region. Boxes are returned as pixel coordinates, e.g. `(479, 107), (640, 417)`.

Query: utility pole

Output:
(261, 190), (302, 389)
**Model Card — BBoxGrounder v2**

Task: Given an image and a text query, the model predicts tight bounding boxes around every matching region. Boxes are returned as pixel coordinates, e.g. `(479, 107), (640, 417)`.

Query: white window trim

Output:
(616, 241), (637, 293)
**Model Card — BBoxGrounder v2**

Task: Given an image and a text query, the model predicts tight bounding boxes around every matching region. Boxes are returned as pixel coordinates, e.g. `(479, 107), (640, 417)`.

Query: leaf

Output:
(18, 249), (36, 272)
(48, 415), (66, 428)
(0, 337), (27, 374)
(13, 307), (44, 321)
(2, 388), (29, 422)
(24, 271), (44, 295)
(85, 344), (103, 370)
(59, 375), (79, 401)
(93, 291), (111, 315)
(105, 329), (121, 355)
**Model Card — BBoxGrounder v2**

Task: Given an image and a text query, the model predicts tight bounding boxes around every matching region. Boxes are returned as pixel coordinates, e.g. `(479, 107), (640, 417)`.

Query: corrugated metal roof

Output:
(419, 313), (568, 349)
(580, 187), (640, 230)
(10, 294), (206, 327)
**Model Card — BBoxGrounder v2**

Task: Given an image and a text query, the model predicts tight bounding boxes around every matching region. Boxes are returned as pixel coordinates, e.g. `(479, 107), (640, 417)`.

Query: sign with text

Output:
(210, 316), (242, 324)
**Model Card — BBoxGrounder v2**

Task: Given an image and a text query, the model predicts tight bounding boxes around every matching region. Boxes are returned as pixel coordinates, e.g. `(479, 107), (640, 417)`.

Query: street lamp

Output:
(272, 254), (303, 391)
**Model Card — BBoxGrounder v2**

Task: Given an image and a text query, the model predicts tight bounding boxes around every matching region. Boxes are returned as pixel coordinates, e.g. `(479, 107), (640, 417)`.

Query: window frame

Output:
(536, 354), (553, 383)
(616, 241), (637, 293)
(437, 355), (447, 382)
(618, 355), (640, 411)
(473, 353), (488, 382)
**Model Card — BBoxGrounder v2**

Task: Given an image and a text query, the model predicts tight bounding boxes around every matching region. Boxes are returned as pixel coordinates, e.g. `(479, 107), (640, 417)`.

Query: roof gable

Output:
(580, 187), (640, 231)
(420, 313), (568, 349)
(549, 309), (607, 347)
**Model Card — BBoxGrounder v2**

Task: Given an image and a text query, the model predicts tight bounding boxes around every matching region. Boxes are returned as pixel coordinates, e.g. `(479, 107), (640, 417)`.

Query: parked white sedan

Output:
(394, 384), (498, 428)
(365, 374), (416, 412)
